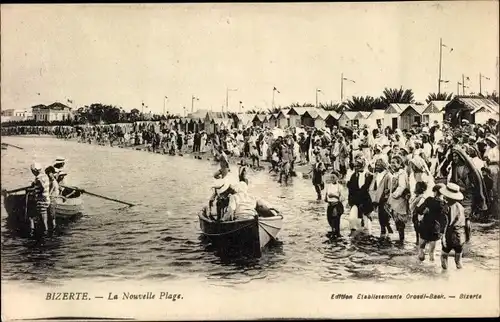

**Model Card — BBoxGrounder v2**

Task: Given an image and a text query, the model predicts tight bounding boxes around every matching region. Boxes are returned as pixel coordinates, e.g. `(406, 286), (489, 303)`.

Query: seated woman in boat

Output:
(222, 182), (258, 222)
(56, 171), (79, 198)
(208, 179), (235, 221)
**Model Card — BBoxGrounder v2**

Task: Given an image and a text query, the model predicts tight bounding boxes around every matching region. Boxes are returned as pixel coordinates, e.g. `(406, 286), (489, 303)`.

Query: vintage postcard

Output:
(1, 2), (499, 320)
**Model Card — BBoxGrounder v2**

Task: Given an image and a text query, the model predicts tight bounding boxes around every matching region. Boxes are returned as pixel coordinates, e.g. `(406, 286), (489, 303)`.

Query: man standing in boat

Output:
(214, 145), (230, 179)
(27, 163), (51, 235)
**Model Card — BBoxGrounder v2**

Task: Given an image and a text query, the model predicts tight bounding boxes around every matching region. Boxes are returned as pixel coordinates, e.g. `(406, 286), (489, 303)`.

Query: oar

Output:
(62, 185), (136, 207)
(3, 143), (23, 150)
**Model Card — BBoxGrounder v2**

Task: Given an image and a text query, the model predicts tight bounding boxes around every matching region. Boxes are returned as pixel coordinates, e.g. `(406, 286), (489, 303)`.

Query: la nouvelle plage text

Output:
(46, 291), (183, 301)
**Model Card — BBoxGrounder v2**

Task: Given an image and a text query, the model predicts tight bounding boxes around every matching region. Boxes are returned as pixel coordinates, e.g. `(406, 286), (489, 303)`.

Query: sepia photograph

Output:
(1, 2), (499, 320)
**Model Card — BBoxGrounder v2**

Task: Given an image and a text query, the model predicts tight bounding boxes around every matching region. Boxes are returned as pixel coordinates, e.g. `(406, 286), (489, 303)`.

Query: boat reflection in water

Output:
(198, 206), (284, 259)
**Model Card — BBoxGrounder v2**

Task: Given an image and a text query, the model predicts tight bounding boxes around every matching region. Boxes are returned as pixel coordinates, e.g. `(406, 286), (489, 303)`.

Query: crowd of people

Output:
(3, 117), (499, 269)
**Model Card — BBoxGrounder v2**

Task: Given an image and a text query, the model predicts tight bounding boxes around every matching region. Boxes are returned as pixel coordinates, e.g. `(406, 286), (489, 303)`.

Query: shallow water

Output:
(1, 136), (498, 286)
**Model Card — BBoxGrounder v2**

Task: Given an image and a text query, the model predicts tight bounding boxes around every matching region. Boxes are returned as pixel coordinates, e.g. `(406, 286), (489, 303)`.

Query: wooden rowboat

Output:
(3, 188), (84, 235)
(198, 207), (283, 257)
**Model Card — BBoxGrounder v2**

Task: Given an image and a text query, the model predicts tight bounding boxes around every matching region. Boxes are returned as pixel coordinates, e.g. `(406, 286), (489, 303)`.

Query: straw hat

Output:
(54, 157), (66, 164)
(440, 183), (464, 201)
(485, 134), (498, 146)
(212, 179), (231, 195)
(30, 162), (42, 172)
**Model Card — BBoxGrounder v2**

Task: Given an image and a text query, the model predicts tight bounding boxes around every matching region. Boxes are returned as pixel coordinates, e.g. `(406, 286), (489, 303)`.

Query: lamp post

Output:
(438, 38), (453, 94)
(340, 73), (355, 102)
(462, 74), (470, 95)
(225, 88), (238, 113)
(163, 96), (168, 116)
(272, 87), (280, 109)
(239, 101), (243, 113)
(479, 73), (490, 96)
(316, 88), (322, 108)
(191, 95), (199, 113)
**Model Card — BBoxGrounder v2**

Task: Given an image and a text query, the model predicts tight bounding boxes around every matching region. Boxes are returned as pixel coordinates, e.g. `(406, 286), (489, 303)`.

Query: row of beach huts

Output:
(166, 96), (499, 134)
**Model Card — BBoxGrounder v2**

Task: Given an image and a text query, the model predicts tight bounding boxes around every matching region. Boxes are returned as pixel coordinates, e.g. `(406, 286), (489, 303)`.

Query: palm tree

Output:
(425, 92), (454, 104)
(380, 87), (415, 106)
(486, 91), (500, 104)
(267, 107), (282, 114)
(346, 96), (378, 111)
(318, 101), (343, 112)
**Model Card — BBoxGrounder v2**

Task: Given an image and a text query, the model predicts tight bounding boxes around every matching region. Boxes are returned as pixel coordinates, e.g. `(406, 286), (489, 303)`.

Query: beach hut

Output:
(252, 114), (267, 127)
(444, 96), (499, 126)
(287, 107), (309, 128)
(234, 113), (255, 129)
(301, 110), (317, 128)
(400, 104), (426, 130)
(276, 110), (290, 129)
(266, 113), (278, 129)
(362, 109), (385, 129)
(324, 111), (340, 129)
(384, 103), (408, 130)
(422, 100), (449, 125)
(338, 111), (362, 128)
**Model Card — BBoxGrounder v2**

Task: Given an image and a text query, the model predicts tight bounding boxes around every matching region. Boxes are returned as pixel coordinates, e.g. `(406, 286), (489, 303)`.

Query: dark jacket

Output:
(346, 171), (374, 216)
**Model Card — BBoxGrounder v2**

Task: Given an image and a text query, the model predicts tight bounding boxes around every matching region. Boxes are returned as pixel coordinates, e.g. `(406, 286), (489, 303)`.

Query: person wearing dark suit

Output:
(368, 158), (393, 240)
(346, 156), (374, 235)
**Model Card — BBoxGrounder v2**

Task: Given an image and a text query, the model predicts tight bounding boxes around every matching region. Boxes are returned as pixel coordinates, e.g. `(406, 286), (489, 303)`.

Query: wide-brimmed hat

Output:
(485, 134), (498, 146)
(212, 179), (231, 195)
(441, 183), (464, 201)
(54, 157), (66, 164)
(30, 162), (42, 172)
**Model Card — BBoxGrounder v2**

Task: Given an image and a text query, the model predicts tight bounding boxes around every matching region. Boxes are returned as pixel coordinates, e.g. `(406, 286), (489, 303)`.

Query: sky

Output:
(1, 2), (499, 116)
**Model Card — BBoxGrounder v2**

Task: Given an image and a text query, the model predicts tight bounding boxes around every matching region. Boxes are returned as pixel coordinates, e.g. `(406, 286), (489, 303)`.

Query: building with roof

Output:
(400, 104), (427, 130)
(360, 109), (385, 129)
(276, 110), (290, 129)
(1, 109), (33, 123)
(252, 114), (267, 127)
(384, 103), (408, 130)
(422, 100), (450, 125)
(338, 111), (362, 128)
(31, 102), (72, 122)
(287, 107), (309, 128)
(444, 96), (499, 125)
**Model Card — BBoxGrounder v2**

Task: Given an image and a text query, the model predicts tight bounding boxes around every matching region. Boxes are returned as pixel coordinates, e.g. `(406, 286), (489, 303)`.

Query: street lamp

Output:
(163, 96), (168, 115)
(340, 73), (355, 102)
(479, 73), (490, 95)
(316, 88), (322, 108)
(191, 95), (199, 113)
(272, 87), (280, 109)
(438, 38), (453, 94)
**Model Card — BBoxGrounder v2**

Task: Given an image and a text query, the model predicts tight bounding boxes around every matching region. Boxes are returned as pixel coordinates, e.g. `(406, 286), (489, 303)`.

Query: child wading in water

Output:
(414, 183), (448, 262)
(324, 171), (346, 238)
(440, 183), (467, 269)
(410, 181), (428, 245)
(238, 159), (249, 185)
